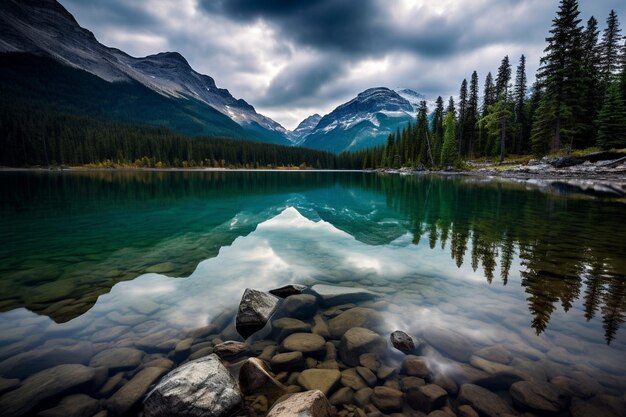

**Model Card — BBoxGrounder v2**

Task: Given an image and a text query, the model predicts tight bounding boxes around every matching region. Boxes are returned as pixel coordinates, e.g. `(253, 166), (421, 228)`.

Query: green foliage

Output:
(597, 82), (626, 149)
(480, 98), (513, 160)
(440, 112), (458, 166)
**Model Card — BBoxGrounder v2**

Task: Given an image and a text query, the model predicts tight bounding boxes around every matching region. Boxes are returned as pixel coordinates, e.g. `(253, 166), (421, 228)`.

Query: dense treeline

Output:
(0, 104), (344, 169)
(353, 0), (626, 169)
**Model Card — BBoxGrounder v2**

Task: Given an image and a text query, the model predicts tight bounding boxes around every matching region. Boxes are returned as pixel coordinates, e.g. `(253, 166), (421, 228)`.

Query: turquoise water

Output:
(0, 171), (624, 414)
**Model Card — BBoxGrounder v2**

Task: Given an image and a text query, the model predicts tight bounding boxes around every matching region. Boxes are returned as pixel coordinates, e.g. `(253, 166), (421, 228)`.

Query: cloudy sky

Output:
(60, 0), (625, 130)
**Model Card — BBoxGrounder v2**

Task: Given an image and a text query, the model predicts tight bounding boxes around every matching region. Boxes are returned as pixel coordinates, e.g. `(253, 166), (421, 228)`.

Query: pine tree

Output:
(482, 72), (496, 118)
(458, 79), (468, 156)
(440, 112), (458, 166)
(600, 10), (622, 88)
(531, 0), (584, 153)
(416, 101), (432, 166)
(513, 55), (528, 153)
(433, 96), (445, 165)
(446, 96), (456, 118)
(466, 71), (480, 157)
(481, 98), (513, 161)
(577, 16), (603, 148)
(597, 81), (626, 149)
(496, 56), (512, 99)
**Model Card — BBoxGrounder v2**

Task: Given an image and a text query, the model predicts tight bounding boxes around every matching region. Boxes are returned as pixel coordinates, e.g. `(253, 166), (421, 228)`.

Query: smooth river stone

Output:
(283, 294), (317, 319)
(458, 384), (514, 417)
(272, 318), (311, 341)
(510, 380), (564, 413)
(89, 347), (144, 371)
(339, 327), (386, 367)
(239, 358), (287, 402)
(282, 333), (326, 355)
(311, 284), (380, 306)
(422, 327), (475, 362)
(38, 394), (100, 417)
(327, 308), (384, 338)
(108, 367), (168, 416)
(297, 369), (341, 395)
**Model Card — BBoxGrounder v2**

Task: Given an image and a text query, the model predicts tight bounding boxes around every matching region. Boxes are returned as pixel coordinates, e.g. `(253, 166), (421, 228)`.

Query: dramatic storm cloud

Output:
(60, 0), (626, 129)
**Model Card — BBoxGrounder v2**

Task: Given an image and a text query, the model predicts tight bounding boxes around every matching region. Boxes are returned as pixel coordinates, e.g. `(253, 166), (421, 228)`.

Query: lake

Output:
(0, 171), (624, 417)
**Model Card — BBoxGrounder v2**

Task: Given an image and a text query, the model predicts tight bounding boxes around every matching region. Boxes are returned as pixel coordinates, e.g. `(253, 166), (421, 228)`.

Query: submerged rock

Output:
(311, 285), (380, 306)
(458, 384), (514, 417)
(0, 364), (97, 417)
(297, 369), (341, 396)
(239, 358), (287, 403)
(327, 308), (384, 338)
(269, 284), (307, 298)
(282, 333), (326, 356)
(144, 354), (241, 417)
(406, 384), (447, 413)
(509, 380), (564, 413)
(109, 367), (167, 416)
(89, 347), (144, 371)
(283, 294), (317, 319)
(272, 318), (312, 341)
(422, 327), (475, 362)
(390, 331), (416, 354)
(370, 386), (404, 412)
(339, 327), (386, 367)
(401, 355), (430, 379)
(38, 394), (100, 417)
(266, 390), (332, 417)
(271, 351), (305, 372)
(213, 341), (252, 360)
(236, 289), (281, 339)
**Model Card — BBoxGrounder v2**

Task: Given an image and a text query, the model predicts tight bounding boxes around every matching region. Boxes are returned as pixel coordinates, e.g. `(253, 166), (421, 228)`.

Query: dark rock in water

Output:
(458, 384), (514, 417)
(509, 381), (564, 413)
(570, 397), (621, 417)
(269, 284), (307, 298)
(457, 404), (479, 417)
(38, 394), (100, 417)
(356, 366), (377, 387)
(213, 341), (252, 360)
(341, 368), (368, 391)
(473, 345), (511, 365)
(271, 351), (305, 372)
(401, 355), (430, 379)
(0, 364), (97, 417)
(282, 333), (326, 356)
(144, 354), (242, 417)
(339, 327), (386, 367)
(266, 390), (332, 417)
(422, 327), (474, 362)
(390, 331), (416, 354)
(406, 384), (447, 413)
(109, 367), (167, 416)
(311, 284), (380, 306)
(272, 318), (312, 341)
(329, 387), (354, 406)
(354, 387), (373, 406)
(370, 386), (404, 412)
(239, 358), (287, 403)
(89, 347), (144, 371)
(236, 289), (281, 338)
(0, 377), (20, 395)
(283, 294), (317, 319)
(297, 369), (341, 396)
(327, 308), (384, 338)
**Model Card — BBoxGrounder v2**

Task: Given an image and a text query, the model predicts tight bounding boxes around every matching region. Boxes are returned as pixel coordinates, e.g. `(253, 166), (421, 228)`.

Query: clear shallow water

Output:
(0, 171), (625, 415)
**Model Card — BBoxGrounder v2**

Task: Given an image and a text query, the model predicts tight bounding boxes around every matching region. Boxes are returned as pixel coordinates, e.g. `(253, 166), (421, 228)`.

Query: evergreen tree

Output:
(416, 101), (432, 166)
(481, 98), (513, 161)
(600, 10), (622, 88)
(446, 96), (457, 118)
(482, 72), (496, 117)
(496, 55), (512, 99)
(466, 71), (480, 157)
(433, 96), (445, 165)
(513, 55), (528, 153)
(531, 0), (584, 153)
(458, 79), (468, 156)
(440, 112), (458, 166)
(597, 81), (626, 149)
(578, 16), (602, 148)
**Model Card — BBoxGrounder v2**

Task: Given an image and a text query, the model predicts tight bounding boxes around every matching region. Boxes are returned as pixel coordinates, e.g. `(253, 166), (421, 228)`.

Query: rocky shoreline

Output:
(1, 283), (624, 417)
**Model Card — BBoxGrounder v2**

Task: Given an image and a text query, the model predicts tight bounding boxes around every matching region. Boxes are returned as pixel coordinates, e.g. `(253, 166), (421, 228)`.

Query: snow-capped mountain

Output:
(0, 0), (287, 142)
(288, 114), (322, 145)
(395, 88), (437, 113)
(300, 87), (418, 153)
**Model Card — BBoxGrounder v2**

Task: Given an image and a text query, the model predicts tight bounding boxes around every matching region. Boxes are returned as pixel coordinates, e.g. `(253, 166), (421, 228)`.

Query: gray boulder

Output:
(266, 390), (332, 417)
(144, 354), (241, 417)
(236, 289), (280, 338)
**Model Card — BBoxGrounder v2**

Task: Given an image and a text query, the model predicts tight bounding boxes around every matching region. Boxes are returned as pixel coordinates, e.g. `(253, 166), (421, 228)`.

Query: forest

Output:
(346, 0), (626, 170)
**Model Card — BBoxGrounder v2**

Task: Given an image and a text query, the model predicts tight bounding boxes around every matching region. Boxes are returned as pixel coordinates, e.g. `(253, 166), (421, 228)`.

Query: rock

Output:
(359, 353), (380, 371)
(272, 318), (312, 341)
(354, 387), (373, 406)
(401, 376), (425, 391)
(311, 285), (380, 306)
(90, 326), (129, 343)
(329, 387), (354, 406)
(426, 411), (451, 417)
(282, 333), (326, 356)
(146, 262), (176, 274)
(433, 374), (457, 395)
(422, 328), (474, 362)
(108, 367), (166, 415)
(236, 288), (280, 338)
(0, 340), (94, 379)
(570, 397), (620, 417)
(390, 331), (416, 354)
(213, 341), (252, 360)
(509, 381), (563, 413)
(550, 375), (593, 399)
(370, 386), (404, 413)
(90, 348), (144, 371)
(283, 295), (317, 319)
(271, 351), (305, 372)
(269, 284), (307, 298)
(173, 338), (193, 362)
(0, 377), (19, 395)
(240, 358), (287, 402)
(473, 345), (511, 365)
(339, 327), (386, 367)
(97, 372), (126, 397)
(189, 347), (214, 361)
(143, 355), (241, 417)
(341, 368), (368, 390)
(144, 358), (175, 370)
(377, 366), (397, 380)
(458, 384), (514, 417)
(266, 390), (332, 417)
(297, 369), (341, 396)
(356, 367), (377, 386)
(0, 364), (97, 417)
(406, 384), (447, 413)
(401, 356), (430, 379)
(38, 394), (100, 417)
(457, 405), (479, 417)
(312, 315), (331, 338)
(446, 363), (489, 385)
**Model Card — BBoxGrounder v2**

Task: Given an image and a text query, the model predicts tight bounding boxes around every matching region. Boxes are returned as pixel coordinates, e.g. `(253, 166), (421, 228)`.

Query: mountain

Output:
(288, 114), (322, 145)
(0, 0), (288, 144)
(300, 87), (417, 153)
